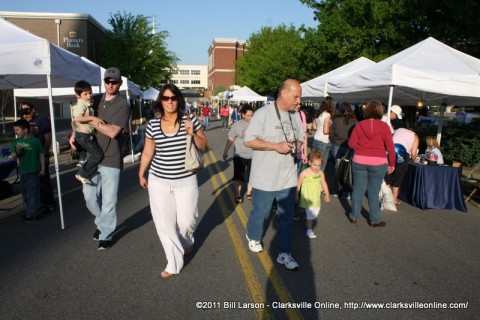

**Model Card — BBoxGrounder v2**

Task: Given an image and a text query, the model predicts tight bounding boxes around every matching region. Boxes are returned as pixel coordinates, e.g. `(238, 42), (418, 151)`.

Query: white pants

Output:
(305, 207), (320, 220)
(148, 173), (199, 274)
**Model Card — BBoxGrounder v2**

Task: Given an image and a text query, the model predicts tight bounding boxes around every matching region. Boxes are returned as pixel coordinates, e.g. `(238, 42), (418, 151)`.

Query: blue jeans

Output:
(82, 165), (120, 240)
(246, 187), (296, 253)
(312, 139), (331, 171)
(331, 144), (351, 197)
(203, 116), (209, 130)
(75, 132), (104, 179)
(349, 162), (388, 224)
(20, 173), (40, 217)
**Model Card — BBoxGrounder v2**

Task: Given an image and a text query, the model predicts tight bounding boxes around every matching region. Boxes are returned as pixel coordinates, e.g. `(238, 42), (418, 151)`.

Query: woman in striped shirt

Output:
(139, 83), (207, 279)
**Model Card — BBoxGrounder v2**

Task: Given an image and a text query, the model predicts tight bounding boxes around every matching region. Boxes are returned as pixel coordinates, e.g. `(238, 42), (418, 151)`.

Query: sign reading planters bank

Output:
(63, 31), (84, 48)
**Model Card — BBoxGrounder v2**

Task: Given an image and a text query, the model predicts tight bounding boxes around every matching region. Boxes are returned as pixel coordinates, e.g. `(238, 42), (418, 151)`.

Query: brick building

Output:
(0, 11), (107, 64)
(207, 38), (247, 98)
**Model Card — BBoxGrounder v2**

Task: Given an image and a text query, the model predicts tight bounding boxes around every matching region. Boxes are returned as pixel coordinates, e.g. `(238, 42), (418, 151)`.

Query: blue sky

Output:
(1, 0), (317, 65)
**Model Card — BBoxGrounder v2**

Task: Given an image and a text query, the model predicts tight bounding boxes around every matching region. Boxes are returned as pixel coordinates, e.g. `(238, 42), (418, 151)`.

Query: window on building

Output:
(191, 70), (201, 75)
(191, 80), (201, 84)
(171, 69), (178, 75)
(171, 80), (178, 84)
(180, 70), (190, 75)
(180, 80), (190, 84)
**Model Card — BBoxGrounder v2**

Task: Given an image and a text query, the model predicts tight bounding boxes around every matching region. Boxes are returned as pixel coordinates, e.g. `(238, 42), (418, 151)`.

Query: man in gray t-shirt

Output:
(82, 67), (130, 251)
(244, 79), (304, 271)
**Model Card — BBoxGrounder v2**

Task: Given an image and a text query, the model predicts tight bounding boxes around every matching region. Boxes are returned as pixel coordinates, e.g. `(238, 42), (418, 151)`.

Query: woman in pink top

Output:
(348, 100), (395, 227)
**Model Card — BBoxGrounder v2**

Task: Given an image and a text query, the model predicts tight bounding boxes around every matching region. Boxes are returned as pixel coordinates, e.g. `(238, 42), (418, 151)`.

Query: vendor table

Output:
(399, 162), (467, 212)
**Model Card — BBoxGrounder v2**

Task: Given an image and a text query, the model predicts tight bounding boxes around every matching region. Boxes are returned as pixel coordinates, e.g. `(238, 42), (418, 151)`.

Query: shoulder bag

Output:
(336, 149), (354, 192)
(185, 134), (204, 172)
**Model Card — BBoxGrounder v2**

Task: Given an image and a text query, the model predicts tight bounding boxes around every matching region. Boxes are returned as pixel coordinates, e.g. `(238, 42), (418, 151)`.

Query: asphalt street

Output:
(1, 118), (479, 320)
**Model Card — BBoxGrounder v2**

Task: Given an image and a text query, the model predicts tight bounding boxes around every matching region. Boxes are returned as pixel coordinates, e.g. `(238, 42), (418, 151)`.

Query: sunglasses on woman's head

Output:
(161, 95), (178, 102)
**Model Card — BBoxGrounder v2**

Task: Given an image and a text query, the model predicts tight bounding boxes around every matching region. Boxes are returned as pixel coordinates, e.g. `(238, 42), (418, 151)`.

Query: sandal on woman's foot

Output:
(395, 201), (402, 205)
(161, 271), (176, 279)
(246, 194), (252, 200)
(235, 197), (243, 203)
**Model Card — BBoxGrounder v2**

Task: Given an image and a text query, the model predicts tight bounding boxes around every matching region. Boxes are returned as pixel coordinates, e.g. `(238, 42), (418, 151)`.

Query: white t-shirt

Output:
(313, 111), (331, 143)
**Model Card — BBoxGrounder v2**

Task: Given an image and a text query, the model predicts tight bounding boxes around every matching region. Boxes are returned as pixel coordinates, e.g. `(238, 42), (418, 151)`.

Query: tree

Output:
(299, 0), (480, 77)
(100, 12), (178, 89)
(0, 90), (12, 135)
(236, 24), (309, 95)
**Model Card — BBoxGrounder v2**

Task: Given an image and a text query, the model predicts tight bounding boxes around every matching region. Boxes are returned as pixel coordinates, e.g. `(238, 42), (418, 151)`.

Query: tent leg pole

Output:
(47, 74), (65, 230)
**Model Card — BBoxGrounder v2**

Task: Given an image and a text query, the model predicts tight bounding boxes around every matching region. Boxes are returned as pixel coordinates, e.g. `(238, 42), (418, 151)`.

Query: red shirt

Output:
(201, 106), (211, 117)
(348, 119), (396, 167)
(220, 108), (229, 117)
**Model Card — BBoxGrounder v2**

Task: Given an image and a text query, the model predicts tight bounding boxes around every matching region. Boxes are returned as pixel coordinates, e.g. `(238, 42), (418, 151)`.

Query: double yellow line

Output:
(203, 149), (302, 320)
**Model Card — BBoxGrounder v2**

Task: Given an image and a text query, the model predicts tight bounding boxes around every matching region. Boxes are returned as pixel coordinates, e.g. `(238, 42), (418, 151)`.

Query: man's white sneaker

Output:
(246, 234), (263, 252)
(306, 229), (317, 239)
(277, 253), (299, 270)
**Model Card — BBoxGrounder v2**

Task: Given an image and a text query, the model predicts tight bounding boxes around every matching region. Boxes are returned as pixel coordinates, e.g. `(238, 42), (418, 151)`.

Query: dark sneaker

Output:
(98, 240), (112, 251)
(23, 215), (36, 223)
(44, 206), (55, 214)
(92, 229), (100, 241)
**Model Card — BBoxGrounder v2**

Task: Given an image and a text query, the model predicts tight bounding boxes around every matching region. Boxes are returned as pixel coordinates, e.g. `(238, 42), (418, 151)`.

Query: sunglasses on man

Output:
(104, 79), (119, 85)
(20, 108), (33, 115)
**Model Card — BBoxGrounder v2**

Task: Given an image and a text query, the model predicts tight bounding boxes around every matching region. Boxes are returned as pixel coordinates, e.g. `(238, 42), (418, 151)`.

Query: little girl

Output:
(425, 136), (444, 165)
(296, 151), (331, 238)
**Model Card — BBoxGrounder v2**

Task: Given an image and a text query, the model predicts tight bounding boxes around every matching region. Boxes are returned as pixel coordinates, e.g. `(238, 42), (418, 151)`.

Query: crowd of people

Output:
(9, 72), (448, 278)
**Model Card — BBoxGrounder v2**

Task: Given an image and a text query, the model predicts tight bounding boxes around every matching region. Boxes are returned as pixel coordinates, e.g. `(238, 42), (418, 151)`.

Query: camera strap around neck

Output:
(274, 102), (297, 144)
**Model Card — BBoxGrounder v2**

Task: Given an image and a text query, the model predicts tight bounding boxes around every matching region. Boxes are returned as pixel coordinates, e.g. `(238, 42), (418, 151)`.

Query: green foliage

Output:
(236, 24), (308, 95)
(298, 0), (480, 77)
(100, 12), (178, 89)
(414, 119), (480, 166)
(214, 86), (227, 96)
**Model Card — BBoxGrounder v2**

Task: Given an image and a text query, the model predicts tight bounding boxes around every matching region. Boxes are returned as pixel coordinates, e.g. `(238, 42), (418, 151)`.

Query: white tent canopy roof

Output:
(0, 18), (100, 89)
(301, 57), (376, 98)
(229, 86), (267, 102)
(13, 58), (142, 102)
(327, 37), (480, 106)
(142, 87), (159, 100)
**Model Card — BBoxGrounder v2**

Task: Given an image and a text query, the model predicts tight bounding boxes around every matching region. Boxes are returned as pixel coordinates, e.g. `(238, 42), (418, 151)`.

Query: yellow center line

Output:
(204, 149), (272, 320)
(205, 150), (303, 320)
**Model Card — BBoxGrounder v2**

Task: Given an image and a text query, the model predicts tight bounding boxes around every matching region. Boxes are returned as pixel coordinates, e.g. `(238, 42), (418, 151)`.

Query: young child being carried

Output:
(296, 150), (331, 238)
(71, 80), (104, 184)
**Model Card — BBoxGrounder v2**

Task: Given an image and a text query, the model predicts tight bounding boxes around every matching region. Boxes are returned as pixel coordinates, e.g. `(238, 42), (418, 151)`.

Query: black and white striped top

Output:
(146, 114), (201, 180)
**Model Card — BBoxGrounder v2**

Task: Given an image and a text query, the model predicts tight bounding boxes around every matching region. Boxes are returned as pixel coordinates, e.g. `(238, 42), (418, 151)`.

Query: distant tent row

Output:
(301, 37), (480, 107)
(300, 37), (480, 144)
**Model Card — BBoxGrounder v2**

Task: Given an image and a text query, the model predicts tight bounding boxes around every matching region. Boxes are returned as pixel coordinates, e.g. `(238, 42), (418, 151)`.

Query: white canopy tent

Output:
(13, 58), (142, 102)
(301, 57), (376, 98)
(327, 37), (480, 143)
(229, 86), (267, 103)
(0, 18), (101, 229)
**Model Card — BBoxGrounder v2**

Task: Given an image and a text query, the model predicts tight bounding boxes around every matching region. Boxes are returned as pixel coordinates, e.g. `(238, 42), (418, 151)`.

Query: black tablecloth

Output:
(399, 163), (467, 212)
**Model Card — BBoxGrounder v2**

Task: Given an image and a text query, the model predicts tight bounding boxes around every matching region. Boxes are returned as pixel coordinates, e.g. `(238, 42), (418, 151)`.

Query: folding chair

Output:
(462, 162), (480, 207)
